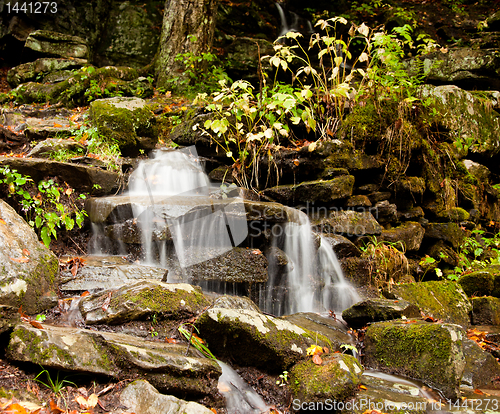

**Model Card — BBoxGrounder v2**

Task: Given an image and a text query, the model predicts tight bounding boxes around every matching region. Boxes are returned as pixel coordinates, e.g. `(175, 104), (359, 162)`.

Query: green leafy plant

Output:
(48, 147), (85, 162)
(34, 366), (77, 395)
(178, 323), (216, 360)
(276, 370), (289, 387)
(35, 314), (47, 322)
(0, 166), (87, 247)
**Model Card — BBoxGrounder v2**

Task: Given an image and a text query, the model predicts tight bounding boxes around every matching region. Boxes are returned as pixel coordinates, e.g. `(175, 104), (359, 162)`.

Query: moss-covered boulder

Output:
(79, 280), (210, 325)
(90, 97), (158, 156)
(27, 138), (85, 158)
(424, 222), (465, 249)
(342, 299), (421, 329)
(261, 175), (355, 204)
(290, 354), (363, 404)
(363, 320), (466, 399)
(25, 30), (88, 59)
(195, 307), (332, 372)
(7, 323), (221, 397)
(462, 338), (500, 390)
(311, 210), (382, 238)
(458, 271), (495, 297)
(377, 222), (425, 252)
(0, 200), (58, 313)
(383, 281), (472, 327)
(7, 57), (87, 87)
(472, 296), (500, 325)
(418, 84), (500, 154)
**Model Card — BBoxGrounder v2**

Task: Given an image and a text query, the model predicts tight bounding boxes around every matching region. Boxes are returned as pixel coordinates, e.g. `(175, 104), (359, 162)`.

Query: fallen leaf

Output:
(65, 188), (74, 196)
(81, 291), (90, 297)
(359, 384), (367, 390)
(474, 388), (485, 395)
(2, 403), (28, 414)
(75, 393), (98, 409)
(0, 218), (6, 224)
(10, 256), (30, 263)
(101, 292), (112, 311)
(312, 354), (323, 365)
(22, 249), (30, 256)
(165, 338), (178, 344)
(293, 159), (299, 166)
(53, 123), (63, 128)
(29, 320), (44, 329)
(306, 344), (323, 356)
(49, 399), (64, 413)
(211, 408), (218, 413)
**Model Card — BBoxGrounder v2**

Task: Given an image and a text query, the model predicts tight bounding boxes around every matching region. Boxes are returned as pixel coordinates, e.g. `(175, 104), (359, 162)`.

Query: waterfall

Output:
(90, 146), (359, 315)
(275, 3), (314, 38)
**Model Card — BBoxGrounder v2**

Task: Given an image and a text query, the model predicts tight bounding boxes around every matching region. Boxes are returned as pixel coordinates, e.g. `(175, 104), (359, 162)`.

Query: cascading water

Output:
(91, 146), (359, 315)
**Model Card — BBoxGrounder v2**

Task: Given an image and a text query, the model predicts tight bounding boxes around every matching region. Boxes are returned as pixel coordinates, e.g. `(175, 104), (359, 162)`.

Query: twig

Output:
(68, 236), (86, 255)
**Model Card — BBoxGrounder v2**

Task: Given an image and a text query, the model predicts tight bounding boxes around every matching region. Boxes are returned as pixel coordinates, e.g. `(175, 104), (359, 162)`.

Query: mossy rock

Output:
(195, 307), (333, 372)
(90, 97), (158, 156)
(436, 207), (470, 222)
(458, 271), (495, 297)
(262, 175), (355, 204)
(311, 210), (382, 238)
(25, 30), (88, 59)
(395, 176), (426, 196)
(383, 281), (472, 327)
(377, 222), (424, 252)
(363, 320), (466, 399)
(424, 222), (465, 249)
(471, 296), (500, 325)
(342, 299), (421, 329)
(79, 280), (211, 325)
(290, 353), (363, 403)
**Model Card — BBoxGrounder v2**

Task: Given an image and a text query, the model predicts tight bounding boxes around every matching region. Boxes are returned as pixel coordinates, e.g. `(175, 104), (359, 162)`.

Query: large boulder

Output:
(290, 354), (363, 404)
(90, 97), (158, 156)
(382, 281), (472, 327)
(471, 296), (500, 325)
(462, 338), (500, 390)
(311, 210), (382, 238)
(79, 280), (211, 325)
(24, 30), (88, 59)
(363, 320), (466, 399)
(377, 222), (425, 252)
(7, 322), (221, 397)
(195, 307), (332, 372)
(0, 200), (58, 313)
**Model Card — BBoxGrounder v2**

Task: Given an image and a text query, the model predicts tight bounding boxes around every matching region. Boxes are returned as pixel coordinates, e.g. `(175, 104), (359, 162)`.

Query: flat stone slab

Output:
(60, 255), (168, 294)
(7, 322), (221, 397)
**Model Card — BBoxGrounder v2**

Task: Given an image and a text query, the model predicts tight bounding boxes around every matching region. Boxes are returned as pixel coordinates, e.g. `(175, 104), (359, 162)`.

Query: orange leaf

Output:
(81, 291), (90, 297)
(474, 388), (485, 395)
(165, 338), (178, 344)
(10, 256), (30, 263)
(312, 354), (323, 365)
(293, 159), (299, 166)
(49, 399), (64, 413)
(3, 403), (28, 414)
(322, 347), (329, 354)
(29, 320), (44, 329)
(22, 249), (30, 256)
(359, 384), (367, 390)
(0, 218), (6, 224)
(211, 409), (218, 413)
(53, 123), (63, 128)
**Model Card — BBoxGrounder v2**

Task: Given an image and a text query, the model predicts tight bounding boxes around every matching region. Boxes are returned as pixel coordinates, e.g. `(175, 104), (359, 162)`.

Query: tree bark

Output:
(155, 0), (218, 89)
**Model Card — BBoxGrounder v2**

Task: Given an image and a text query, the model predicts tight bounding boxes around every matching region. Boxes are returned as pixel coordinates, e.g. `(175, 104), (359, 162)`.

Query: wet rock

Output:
(79, 280), (210, 325)
(342, 299), (421, 329)
(90, 97), (158, 156)
(367, 191), (392, 204)
(418, 85), (500, 154)
(354, 373), (432, 413)
(211, 295), (261, 312)
(25, 30), (88, 59)
(395, 176), (426, 197)
(424, 222), (465, 249)
(0, 200), (58, 313)
(59, 256), (168, 294)
(363, 320), (465, 399)
(195, 307), (332, 371)
(464, 159), (491, 183)
(458, 270), (495, 297)
(0, 156), (120, 196)
(311, 210), (382, 238)
(319, 234), (361, 258)
(471, 296), (500, 325)
(283, 312), (355, 352)
(7, 323), (221, 397)
(0, 305), (20, 335)
(339, 257), (372, 286)
(261, 175), (355, 204)
(27, 138), (85, 158)
(382, 281), (472, 327)
(378, 222), (425, 252)
(117, 380), (213, 414)
(462, 338), (500, 390)
(290, 354), (363, 404)
(427, 240), (460, 266)
(370, 200), (398, 224)
(398, 206), (425, 221)
(7, 57), (87, 87)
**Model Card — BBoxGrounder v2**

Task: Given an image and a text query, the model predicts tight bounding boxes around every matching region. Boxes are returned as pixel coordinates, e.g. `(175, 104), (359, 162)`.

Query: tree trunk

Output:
(155, 0), (218, 89)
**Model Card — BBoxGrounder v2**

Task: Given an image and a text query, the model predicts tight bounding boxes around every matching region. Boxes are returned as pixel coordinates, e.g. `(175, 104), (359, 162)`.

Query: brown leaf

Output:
(293, 159), (299, 166)
(10, 256), (30, 263)
(22, 249), (30, 256)
(312, 354), (323, 365)
(165, 338), (178, 344)
(29, 320), (44, 329)
(3, 403), (28, 414)
(48, 399), (64, 413)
